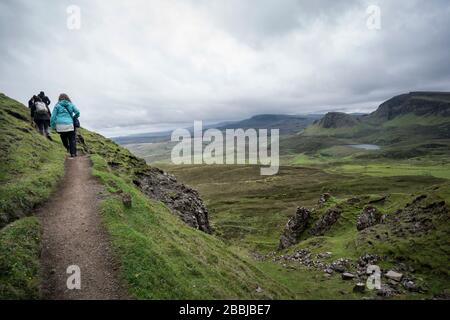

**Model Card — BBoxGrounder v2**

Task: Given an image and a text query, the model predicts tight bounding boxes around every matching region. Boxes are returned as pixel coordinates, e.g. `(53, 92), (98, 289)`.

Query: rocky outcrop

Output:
(133, 167), (212, 233)
(385, 195), (448, 236)
(310, 206), (342, 235)
(278, 207), (311, 250)
(356, 206), (384, 231)
(318, 193), (332, 205)
(317, 112), (359, 128)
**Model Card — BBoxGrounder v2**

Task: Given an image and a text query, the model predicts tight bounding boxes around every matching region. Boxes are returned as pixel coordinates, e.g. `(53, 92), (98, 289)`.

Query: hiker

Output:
(38, 91), (51, 106)
(30, 95), (52, 139)
(38, 91), (51, 130)
(50, 93), (80, 158)
(28, 95), (38, 126)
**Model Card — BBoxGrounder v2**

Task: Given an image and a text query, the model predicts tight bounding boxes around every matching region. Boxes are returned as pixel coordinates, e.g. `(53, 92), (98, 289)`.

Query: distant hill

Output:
(368, 92), (450, 121)
(217, 114), (322, 134)
(114, 114), (322, 145)
(315, 112), (360, 129)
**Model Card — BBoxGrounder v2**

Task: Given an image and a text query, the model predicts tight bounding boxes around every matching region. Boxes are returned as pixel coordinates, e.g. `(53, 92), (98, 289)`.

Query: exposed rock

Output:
(255, 286), (263, 293)
(353, 283), (366, 293)
(278, 207), (311, 249)
(346, 197), (361, 205)
(330, 258), (351, 273)
(318, 193), (331, 205)
(121, 193), (132, 208)
(385, 270), (403, 282)
(310, 206), (342, 235)
(134, 167), (212, 233)
(403, 280), (418, 292)
(317, 112), (360, 128)
(358, 254), (380, 267)
(317, 252), (332, 259)
(376, 285), (396, 297)
(385, 197), (449, 236)
(356, 206), (383, 231)
(342, 272), (356, 280)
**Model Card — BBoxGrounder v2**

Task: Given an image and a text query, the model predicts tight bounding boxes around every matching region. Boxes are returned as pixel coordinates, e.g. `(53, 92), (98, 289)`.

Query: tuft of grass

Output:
(0, 217), (41, 299)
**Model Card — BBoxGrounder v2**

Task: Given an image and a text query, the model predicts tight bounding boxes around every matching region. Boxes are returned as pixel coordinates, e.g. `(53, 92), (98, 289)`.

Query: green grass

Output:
(331, 162), (450, 179)
(0, 94), (68, 300)
(0, 93), (66, 227)
(90, 154), (293, 299)
(0, 217), (41, 299)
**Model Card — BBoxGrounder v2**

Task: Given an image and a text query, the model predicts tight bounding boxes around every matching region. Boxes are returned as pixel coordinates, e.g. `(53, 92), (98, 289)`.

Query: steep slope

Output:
(0, 93), (292, 299)
(0, 93), (65, 298)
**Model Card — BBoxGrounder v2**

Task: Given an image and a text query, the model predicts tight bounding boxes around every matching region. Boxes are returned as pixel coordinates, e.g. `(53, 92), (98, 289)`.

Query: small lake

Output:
(347, 144), (380, 150)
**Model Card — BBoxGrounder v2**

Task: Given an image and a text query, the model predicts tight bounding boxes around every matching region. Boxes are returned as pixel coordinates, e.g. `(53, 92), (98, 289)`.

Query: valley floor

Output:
(159, 161), (450, 299)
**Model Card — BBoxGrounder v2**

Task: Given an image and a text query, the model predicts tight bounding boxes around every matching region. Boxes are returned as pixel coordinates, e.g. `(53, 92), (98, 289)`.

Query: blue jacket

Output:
(50, 100), (80, 129)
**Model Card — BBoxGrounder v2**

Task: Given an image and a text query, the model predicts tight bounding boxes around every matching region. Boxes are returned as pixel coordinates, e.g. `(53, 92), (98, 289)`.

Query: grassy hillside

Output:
(0, 93), (293, 299)
(0, 93), (65, 299)
(78, 129), (293, 299)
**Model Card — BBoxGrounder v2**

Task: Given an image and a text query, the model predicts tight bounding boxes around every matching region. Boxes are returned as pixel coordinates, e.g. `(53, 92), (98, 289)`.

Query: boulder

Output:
(318, 193), (331, 205)
(385, 270), (403, 282)
(353, 283), (366, 293)
(121, 193), (132, 208)
(342, 272), (356, 280)
(356, 206), (383, 231)
(278, 207), (311, 249)
(310, 206), (342, 235)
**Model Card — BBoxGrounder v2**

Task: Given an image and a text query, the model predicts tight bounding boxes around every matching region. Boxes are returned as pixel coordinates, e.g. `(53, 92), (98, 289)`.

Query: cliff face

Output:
(369, 92), (450, 121)
(133, 167), (212, 233)
(317, 112), (359, 128)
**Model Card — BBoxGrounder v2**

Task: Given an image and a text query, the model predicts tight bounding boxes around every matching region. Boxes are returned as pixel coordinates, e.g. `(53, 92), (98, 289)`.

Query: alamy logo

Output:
(66, 265), (81, 290)
(171, 121), (279, 175)
(366, 5), (381, 30)
(366, 265), (381, 290)
(66, 5), (81, 30)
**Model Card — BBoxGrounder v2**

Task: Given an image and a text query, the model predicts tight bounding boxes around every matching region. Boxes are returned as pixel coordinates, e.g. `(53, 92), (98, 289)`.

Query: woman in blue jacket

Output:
(50, 93), (80, 158)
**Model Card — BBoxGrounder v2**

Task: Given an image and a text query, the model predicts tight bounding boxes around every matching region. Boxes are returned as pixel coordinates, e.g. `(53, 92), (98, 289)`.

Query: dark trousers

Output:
(35, 119), (49, 136)
(59, 131), (77, 156)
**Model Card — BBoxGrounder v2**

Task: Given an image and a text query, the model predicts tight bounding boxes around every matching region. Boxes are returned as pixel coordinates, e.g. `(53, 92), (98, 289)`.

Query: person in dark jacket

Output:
(30, 96), (52, 139)
(38, 91), (51, 106)
(38, 91), (51, 130)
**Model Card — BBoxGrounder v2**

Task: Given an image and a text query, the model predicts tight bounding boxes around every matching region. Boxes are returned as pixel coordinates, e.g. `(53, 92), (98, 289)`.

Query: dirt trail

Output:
(39, 156), (127, 299)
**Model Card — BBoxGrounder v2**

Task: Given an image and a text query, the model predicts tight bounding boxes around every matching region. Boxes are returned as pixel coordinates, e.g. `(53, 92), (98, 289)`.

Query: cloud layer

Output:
(1, 0), (449, 136)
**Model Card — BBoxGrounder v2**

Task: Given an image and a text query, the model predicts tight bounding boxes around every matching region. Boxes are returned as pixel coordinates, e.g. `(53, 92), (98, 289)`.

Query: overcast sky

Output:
(1, 0), (449, 136)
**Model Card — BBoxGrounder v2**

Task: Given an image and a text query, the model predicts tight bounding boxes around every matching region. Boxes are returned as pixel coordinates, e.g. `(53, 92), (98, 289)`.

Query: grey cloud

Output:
(0, 0), (449, 137)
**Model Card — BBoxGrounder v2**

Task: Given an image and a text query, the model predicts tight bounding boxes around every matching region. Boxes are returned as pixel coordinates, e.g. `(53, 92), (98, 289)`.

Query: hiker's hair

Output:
(58, 93), (71, 102)
(35, 96), (42, 102)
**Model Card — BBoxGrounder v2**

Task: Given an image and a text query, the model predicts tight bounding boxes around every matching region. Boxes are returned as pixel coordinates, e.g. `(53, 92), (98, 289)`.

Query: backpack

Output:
(35, 101), (48, 114)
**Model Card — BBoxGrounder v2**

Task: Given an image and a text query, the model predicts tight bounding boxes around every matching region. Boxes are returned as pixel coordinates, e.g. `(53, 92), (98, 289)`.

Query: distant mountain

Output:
(114, 114), (323, 145)
(217, 114), (322, 134)
(368, 91), (450, 121)
(315, 112), (360, 129)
